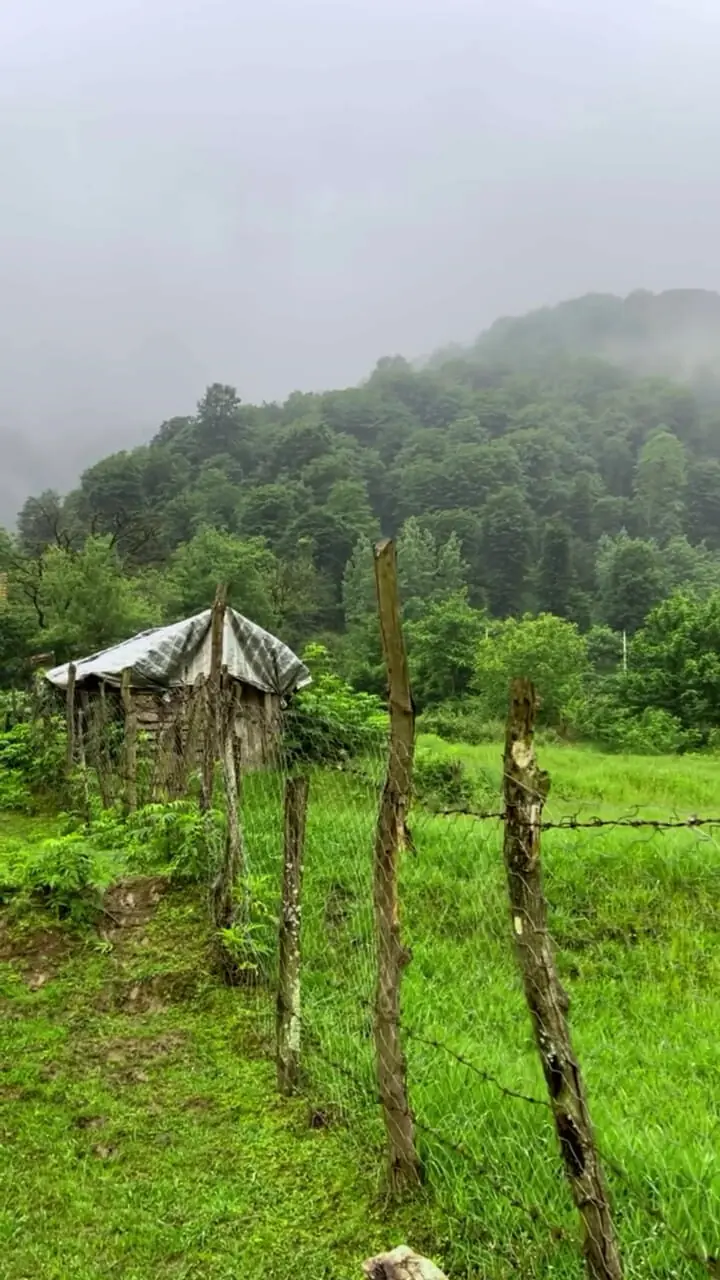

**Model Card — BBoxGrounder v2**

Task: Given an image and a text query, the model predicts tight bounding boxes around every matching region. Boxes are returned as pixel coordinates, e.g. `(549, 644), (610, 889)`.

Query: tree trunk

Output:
(372, 538), (421, 1191)
(503, 678), (623, 1280)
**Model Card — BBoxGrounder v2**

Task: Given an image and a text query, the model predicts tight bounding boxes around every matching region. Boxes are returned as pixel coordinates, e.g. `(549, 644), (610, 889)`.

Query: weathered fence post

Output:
(372, 538), (421, 1190)
(76, 701), (91, 822)
(92, 683), (113, 809)
(503, 678), (623, 1280)
(200, 584), (227, 812)
(212, 673), (247, 943)
(65, 662), (76, 773)
(277, 774), (309, 1094)
(120, 667), (138, 813)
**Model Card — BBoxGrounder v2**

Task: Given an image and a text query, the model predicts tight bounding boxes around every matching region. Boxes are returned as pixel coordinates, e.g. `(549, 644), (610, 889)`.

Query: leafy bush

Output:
(474, 613), (589, 728)
(606, 708), (690, 755)
(0, 689), (35, 731)
(417, 699), (502, 745)
(217, 874), (277, 980)
(566, 692), (690, 755)
(0, 717), (66, 812)
(413, 754), (475, 811)
(90, 799), (223, 883)
(283, 644), (387, 765)
(8, 833), (115, 921)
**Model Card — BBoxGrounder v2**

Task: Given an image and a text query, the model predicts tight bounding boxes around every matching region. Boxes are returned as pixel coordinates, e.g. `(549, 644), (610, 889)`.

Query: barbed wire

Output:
(301, 1037), (573, 1266)
(435, 807), (720, 830)
(302, 1010), (718, 1277)
(285, 960), (720, 1276)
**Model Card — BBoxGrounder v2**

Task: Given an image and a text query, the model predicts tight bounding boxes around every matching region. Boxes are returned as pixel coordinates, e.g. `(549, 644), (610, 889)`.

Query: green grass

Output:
(417, 732), (720, 817)
(243, 744), (720, 1276)
(1, 737), (719, 1277)
(0, 871), (435, 1279)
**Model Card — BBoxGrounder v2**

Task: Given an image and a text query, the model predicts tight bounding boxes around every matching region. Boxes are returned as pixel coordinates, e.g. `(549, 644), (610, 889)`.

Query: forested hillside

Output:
(5, 288), (720, 748)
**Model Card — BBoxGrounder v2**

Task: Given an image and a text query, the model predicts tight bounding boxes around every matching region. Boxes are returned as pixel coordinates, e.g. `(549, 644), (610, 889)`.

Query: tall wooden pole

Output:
(120, 667), (138, 813)
(372, 538), (421, 1190)
(277, 775), (310, 1094)
(65, 662), (76, 774)
(200, 584), (227, 812)
(503, 678), (622, 1280)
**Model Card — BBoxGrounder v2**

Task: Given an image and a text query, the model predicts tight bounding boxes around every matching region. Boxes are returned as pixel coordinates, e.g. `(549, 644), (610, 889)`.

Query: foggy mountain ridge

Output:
(5, 285), (720, 528)
(466, 288), (720, 381)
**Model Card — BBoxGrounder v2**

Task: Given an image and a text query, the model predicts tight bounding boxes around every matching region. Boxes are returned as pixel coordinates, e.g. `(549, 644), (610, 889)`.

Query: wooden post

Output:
(93, 683), (113, 809)
(503, 679), (622, 1280)
(277, 775), (309, 1095)
(120, 667), (138, 813)
(178, 674), (205, 795)
(76, 702), (91, 823)
(65, 662), (76, 773)
(200, 584), (227, 812)
(371, 538), (421, 1191)
(212, 673), (247, 937)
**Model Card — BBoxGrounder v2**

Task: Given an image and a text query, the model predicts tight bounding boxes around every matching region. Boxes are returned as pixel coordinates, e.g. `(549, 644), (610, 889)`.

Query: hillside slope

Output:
(468, 289), (720, 388)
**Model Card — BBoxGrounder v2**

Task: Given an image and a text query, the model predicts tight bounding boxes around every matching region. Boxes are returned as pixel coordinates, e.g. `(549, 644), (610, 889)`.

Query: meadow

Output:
(0, 738), (718, 1277)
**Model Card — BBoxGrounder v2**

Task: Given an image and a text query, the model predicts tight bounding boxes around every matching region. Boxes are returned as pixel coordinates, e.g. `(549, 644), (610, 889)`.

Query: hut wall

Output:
(232, 685), (283, 769)
(82, 680), (282, 778)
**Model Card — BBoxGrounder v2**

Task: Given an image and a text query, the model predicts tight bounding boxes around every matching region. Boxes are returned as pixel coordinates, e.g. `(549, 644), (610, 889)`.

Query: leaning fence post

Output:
(503, 678), (622, 1280)
(277, 774), (309, 1095)
(212, 673), (247, 947)
(201, 584), (227, 812)
(76, 701), (91, 823)
(65, 662), (76, 773)
(372, 538), (421, 1191)
(120, 667), (138, 813)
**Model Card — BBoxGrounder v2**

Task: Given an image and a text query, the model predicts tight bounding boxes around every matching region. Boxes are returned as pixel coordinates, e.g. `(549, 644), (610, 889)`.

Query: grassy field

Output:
(0, 820), (435, 1280)
(1, 738), (719, 1277)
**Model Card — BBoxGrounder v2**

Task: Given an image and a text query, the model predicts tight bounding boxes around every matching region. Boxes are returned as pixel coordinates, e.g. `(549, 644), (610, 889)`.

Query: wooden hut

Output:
(44, 608), (310, 777)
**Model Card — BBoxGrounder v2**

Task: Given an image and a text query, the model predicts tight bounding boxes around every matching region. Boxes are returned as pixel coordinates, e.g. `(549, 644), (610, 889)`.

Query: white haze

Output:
(1, 0), (720, 517)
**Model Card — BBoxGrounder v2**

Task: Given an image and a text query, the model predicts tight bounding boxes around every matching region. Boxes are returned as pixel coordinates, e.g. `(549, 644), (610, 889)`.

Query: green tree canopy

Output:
(474, 614), (589, 726)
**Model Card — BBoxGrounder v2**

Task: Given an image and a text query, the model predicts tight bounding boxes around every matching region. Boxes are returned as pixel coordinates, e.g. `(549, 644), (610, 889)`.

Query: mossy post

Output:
(94, 680), (113, 808)
(120, 667), (138, 813)
(503, 677), (622, 1280)
(200, 584), (227, 813)
(372, 538), (421, 1191)
(65, 661), (76, 774)
(277, 774), (309, 1094)
(212, 671), (247, 953)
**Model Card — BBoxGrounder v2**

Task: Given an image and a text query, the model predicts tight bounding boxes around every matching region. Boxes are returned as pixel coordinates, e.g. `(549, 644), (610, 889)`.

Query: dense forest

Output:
(5, 288), (720, 750)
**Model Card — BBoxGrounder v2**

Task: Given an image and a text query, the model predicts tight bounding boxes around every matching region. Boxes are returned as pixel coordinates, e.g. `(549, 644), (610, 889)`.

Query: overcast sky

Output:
(1, 0), (720, 517)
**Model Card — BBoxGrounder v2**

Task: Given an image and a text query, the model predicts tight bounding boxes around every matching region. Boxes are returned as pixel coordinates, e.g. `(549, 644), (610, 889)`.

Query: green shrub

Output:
(416, 699), (502, 744)
(413, 754), (475, 811)
(283, 644), (387, 765)
(0, 718), (66, 812)
(8, 834), (115, 922)
(0, 689), (35, 731)
(217, 873), (277, 979)
(90, 800), (223, 883)
(566, 692), (690, 754)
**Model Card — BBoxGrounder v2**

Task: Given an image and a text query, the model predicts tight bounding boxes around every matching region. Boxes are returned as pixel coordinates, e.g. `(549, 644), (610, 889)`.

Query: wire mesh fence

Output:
(224, 687), (720, 1280)
(13, 587), (719, 1277)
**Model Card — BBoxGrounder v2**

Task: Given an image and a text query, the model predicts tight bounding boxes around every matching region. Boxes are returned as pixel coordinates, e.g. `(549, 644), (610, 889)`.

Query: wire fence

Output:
(253, 745), (719, 1278)
(45, 598), (720, 1279)
(47, 679), (720, 1277)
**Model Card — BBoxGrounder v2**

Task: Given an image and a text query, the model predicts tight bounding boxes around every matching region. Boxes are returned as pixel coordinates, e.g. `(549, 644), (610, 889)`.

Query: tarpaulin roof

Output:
(44, 609), (311, 697)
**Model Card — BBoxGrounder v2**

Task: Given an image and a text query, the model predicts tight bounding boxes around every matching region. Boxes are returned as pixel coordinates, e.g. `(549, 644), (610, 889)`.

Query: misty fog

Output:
(1, 0), (720, 519)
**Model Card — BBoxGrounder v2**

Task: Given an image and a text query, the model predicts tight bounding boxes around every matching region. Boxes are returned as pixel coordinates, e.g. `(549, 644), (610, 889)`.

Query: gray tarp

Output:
(44, 608), (311, 696)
